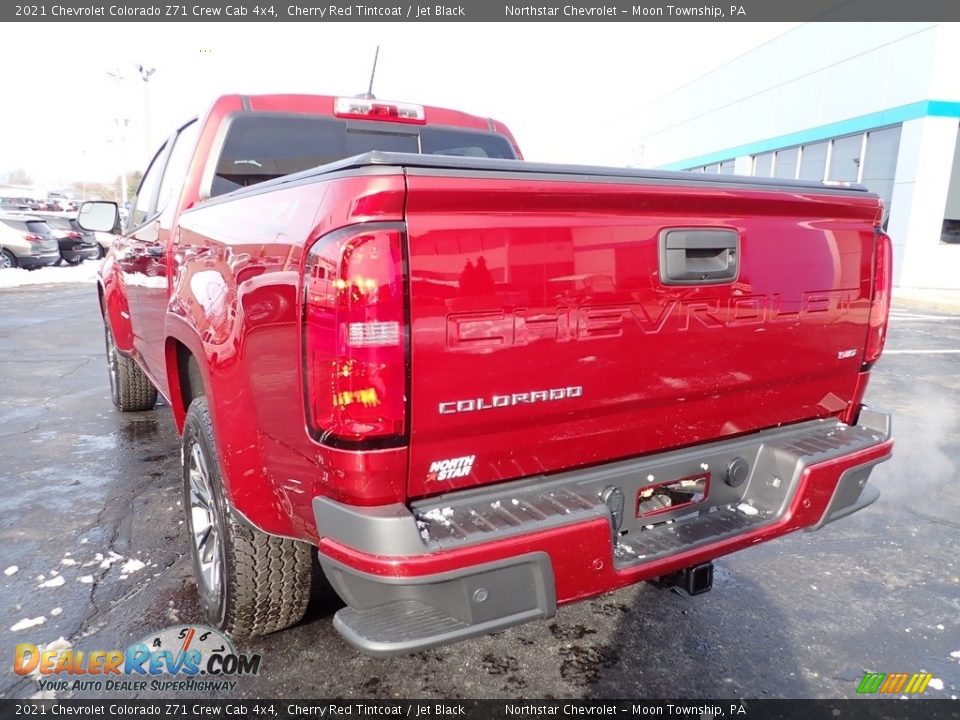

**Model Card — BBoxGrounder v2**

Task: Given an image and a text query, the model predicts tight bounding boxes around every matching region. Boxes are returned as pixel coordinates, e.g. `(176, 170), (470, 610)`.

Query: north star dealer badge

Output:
(426, 455), (476, 481)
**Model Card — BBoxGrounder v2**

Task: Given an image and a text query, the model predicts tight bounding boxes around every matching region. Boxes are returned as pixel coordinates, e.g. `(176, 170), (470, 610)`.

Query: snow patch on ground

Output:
(121, 559), (145, 574)
(78, 575), (94, 584)
(4, 565), (17, 576)
(929, 678), (944, 691)
(50, 607), (62, 616)
(60, 558), (77, 566)
(11, 616), (45, 632)
(0, 260), (101, 289)
(23, 638), (71, 680)
(950, 650), (960, 659)
(38, 576), (65, 588)
(100, 552), (124, 569)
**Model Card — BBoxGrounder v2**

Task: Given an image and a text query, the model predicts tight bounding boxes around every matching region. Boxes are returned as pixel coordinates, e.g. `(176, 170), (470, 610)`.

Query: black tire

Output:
(104, 324), (157, 411)
(182, 396), (312, 640)
(65, 256), (83, 266)
(95, 244), (106, 260)
(0, 250), (16, 270)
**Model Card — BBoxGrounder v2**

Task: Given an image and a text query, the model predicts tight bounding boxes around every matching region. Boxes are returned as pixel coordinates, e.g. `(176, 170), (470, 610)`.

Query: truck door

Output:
(118, 140), (169, 375)
(137, 120), (201, 387)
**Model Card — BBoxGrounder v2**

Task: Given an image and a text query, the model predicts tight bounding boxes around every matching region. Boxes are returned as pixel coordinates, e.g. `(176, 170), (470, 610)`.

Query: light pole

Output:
(114, 118), (130, 204)
(136, 63), (156, 158)
(106, 69), (133, 206)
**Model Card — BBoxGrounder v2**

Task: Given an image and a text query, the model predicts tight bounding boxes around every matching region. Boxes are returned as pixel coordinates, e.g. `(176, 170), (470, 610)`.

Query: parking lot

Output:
(1, 279), (959, 700)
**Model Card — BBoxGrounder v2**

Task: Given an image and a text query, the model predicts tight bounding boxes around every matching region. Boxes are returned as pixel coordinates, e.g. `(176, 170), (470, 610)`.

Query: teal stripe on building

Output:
(659, 100), (960, 171)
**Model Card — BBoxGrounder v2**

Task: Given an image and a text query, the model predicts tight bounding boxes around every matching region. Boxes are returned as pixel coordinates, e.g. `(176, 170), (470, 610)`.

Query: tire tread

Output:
(115, 351), (158, 411)
(186, 398), (312, 641)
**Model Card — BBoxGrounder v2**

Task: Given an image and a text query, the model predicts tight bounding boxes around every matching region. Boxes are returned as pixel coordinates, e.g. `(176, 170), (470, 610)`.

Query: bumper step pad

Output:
(320, 412), (891, 656)
(613, 504), (768, 566)
(412, 417), (888, 559)
(334, 600), (470, 652)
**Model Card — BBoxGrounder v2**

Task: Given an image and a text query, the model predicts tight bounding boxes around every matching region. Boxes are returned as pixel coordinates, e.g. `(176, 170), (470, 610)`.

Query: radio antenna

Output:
(362, 46), (380, 100)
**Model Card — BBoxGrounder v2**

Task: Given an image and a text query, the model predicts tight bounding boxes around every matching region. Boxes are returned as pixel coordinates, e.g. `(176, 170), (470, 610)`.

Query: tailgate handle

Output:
(659, 228), (739, 285)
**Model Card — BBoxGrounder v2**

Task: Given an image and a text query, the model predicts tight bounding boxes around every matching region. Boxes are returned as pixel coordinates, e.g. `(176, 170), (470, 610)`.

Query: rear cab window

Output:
(209, 115), (517, 198)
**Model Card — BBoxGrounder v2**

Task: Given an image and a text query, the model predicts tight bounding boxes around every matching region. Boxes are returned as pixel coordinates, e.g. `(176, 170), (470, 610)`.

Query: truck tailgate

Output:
(403, 170), (882, 499)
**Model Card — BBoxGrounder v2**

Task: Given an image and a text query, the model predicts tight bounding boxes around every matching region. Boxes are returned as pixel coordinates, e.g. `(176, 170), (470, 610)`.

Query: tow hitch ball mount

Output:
(652, 561), (714, 595)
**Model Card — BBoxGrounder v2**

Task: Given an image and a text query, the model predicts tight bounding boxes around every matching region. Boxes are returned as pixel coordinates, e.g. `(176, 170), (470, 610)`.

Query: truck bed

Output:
(178, 151), (882, 508)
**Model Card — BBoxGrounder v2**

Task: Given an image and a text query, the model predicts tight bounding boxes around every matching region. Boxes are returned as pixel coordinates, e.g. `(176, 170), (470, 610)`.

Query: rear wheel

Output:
(1, 250), (18, 269)
(104, 325), (157, 411)
(182, 396), (312, 640)
(65, 256), (83, 266)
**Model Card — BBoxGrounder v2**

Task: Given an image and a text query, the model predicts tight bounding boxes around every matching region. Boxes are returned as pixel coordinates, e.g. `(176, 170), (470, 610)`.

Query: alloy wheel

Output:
(188, 441), (222, 602)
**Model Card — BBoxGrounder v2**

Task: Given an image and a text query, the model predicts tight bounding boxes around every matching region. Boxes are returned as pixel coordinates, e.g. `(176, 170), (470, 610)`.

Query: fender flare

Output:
(163, 313), (210, 435)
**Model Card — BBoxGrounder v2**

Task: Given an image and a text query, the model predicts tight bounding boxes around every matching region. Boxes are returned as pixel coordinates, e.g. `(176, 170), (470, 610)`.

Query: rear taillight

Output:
(863, 231), (892, 368)
(23, 233), (42, 242)
(303, 222), (407, 448)
(333, 97), (426, 125)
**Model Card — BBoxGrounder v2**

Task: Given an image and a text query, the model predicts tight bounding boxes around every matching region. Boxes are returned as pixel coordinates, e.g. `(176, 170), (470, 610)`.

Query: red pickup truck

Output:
(79, 93), (894, 656)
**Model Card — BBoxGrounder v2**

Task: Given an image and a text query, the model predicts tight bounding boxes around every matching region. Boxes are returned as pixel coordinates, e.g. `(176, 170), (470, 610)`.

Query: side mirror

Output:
(78, 201), (120, 233)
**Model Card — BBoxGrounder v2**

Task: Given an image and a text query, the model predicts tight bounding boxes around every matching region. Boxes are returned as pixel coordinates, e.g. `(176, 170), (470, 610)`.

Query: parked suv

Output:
(0, 214), (61, 269)
(32, 213), (101, 264)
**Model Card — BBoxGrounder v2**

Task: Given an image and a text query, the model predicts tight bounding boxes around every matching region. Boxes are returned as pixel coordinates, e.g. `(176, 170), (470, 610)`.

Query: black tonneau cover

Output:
(194, 150), (873, 211)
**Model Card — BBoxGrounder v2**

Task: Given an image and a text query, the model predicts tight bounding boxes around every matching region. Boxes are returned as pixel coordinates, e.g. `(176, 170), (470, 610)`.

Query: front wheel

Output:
(104, 324), (157, 411)
(182, 396), (312, 640)
(65, 256), (83, 266)
(0, 250), (16, 270)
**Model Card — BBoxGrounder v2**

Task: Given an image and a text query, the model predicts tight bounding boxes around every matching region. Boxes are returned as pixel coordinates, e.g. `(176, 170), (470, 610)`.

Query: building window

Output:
(773, 147), (799, 179)
(798, 141), (829, 181)
(829, 134), (863, 183)
(861, 125), (902, 228)
(753, 152), (774, 177)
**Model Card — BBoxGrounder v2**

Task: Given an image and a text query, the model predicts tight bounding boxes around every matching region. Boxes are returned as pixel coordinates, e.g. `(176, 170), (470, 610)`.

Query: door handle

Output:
(659, 228), (739, 285)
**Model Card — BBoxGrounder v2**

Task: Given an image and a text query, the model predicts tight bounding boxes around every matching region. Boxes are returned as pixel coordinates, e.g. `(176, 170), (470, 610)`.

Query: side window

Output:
(157, 121), (199, 215)
(127, 143), (168, 231)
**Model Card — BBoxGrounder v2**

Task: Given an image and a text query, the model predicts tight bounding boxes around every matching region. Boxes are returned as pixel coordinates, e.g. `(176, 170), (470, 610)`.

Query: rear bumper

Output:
(61, 244), (99, 262)
(18, 253), (60, 269)
(315, 410), (892, 656)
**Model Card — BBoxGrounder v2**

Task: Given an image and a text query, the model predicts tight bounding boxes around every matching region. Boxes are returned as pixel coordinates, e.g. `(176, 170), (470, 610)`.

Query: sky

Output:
(0, 22), (800, 188)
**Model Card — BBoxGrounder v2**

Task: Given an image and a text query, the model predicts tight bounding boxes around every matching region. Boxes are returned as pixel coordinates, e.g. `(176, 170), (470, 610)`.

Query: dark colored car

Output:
(34, 213), (101, 264)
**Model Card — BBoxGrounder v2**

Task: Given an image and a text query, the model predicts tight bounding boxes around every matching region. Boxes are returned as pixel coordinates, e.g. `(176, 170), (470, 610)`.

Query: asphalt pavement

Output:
(1, 283), (958, 700)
